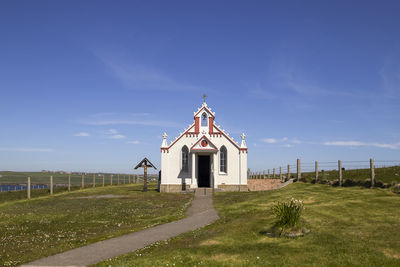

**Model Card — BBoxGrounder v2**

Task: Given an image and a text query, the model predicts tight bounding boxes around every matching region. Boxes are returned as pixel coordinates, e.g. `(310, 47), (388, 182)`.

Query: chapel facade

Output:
(160, 101), (248, 192)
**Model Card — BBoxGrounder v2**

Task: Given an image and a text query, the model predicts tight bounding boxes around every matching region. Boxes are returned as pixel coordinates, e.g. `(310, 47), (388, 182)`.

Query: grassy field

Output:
(0, 183), (193, 267)
(95, 183), (400, 266)
(0, 171), (158, 185)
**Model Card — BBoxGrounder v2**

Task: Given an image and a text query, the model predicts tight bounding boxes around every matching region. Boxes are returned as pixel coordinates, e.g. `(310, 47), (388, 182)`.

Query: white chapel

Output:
(160, 100), (248, 192)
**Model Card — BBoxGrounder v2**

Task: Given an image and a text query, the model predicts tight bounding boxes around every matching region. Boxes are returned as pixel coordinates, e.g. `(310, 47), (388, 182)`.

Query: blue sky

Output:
(1, 0), (399, 174)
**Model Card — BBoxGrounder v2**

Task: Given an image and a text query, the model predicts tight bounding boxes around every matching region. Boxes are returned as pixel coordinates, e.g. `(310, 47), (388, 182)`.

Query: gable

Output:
(190, 135), (218, 152)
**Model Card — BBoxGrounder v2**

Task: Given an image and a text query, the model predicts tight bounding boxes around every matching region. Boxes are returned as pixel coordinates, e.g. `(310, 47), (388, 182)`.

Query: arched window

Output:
(181, 146), (189, 172)
(220, 146), (227, 173)
(201, 112), (208, 126)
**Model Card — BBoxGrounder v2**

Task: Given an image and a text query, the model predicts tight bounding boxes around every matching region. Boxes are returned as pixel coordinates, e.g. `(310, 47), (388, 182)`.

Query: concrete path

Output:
(22, 188), (219, 267)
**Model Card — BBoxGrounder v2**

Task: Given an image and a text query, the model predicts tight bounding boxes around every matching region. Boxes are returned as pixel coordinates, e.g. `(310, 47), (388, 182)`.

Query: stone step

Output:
(195, 187), (214, 196)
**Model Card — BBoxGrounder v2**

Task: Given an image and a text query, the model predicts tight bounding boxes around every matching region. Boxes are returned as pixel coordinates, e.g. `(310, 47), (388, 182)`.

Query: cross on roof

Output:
(202, 93), (207, 103)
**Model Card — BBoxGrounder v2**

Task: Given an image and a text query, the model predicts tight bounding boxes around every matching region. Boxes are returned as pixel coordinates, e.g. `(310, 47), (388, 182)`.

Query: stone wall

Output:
(217, 184), (248, 191)
(160, 184), (189, 193)
(247, 179), (283, 191)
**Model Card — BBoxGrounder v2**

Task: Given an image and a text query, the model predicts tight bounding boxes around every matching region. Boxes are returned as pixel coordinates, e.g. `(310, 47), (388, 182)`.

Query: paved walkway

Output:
(23, 188), (219, 267)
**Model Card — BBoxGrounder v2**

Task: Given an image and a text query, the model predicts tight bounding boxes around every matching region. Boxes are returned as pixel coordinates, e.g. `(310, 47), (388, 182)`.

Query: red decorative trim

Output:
(209, 117), (213, 134)
(190, 135), (218, 151)
(213, 124), (241, 150)
(195, 117), (199, 133)
(193, 106), (215, 119)
(165, 124), (194, 149)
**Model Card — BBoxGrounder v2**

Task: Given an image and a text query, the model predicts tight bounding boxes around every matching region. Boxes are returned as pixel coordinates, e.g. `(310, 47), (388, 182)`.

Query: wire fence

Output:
(0, 172), (160, 193)
(249, 159), (400, 186)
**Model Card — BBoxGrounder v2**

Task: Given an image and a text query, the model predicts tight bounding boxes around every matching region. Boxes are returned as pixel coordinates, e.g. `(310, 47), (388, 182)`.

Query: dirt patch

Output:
(383, 248), (400, 259)
(200, 239), (222, 246)
(75, 194), (129, 199)
(210, 253), (243, 263)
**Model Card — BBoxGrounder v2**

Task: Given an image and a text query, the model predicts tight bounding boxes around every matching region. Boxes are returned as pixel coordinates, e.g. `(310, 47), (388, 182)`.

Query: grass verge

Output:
(95, 183), (400, 266)
(0, 183), (193, 266)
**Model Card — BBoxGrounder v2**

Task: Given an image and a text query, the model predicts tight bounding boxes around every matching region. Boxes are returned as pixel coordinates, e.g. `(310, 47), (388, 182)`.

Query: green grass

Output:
(0, 183), (193, 267)
(95, 183), (400, 266)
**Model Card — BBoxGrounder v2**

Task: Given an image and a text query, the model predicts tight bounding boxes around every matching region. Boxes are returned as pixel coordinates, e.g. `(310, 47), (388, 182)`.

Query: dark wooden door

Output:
(198, 155), (210, 187)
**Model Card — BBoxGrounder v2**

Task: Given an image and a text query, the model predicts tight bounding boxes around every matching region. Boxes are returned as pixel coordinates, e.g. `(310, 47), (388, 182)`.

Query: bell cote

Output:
(194, 102), (215, 134)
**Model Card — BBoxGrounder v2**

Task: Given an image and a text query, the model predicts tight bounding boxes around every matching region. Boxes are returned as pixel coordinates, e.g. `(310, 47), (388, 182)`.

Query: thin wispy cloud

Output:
(74, 132), (90, 137)
(380, 56), (400, 99)
(97, 54), (202, 92)
(0, 147), (54, 152)
(249, 59), (367, 100)
(323, 141), (400, 150)
(126, 140), (140, 144)
(108, 134), (125, 139)
(105, 129), (118, 134)
(79, 113), (184, 128)
(261, 137), (301, 147)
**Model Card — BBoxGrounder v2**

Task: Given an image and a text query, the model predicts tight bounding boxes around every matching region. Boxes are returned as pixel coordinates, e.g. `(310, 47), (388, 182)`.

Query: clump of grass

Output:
(271, 197), (304, 228)
(269, 197), (309, 238)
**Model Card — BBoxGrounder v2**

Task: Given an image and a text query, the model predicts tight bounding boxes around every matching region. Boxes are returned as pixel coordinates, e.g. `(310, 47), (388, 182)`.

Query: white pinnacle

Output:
(240, 133), (247, 148)
(161, 132), (168, 148)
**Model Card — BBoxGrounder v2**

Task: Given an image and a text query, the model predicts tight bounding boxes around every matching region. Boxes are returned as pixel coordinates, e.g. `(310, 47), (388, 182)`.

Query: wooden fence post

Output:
(93, 174), (95, 188)
(287, 164), (290, 181)
(315, 161), (319, 182)
(128, 175), (131, 184)
(50, 176), (53, 195)
(279, 166), (282, 181)
(102, 175), (105, 187)
(268, 169), (270, 179)
(370, 158), (375, 188)
(110, 174), (113, 185)
(27, 177), (31, 199)
(118, 174), (120, 185)
(263, 170), (265, 179)
(297, 158), (301, 180)
(338, 160), (342, 186)
(68, 174), (71, 192)
(81, 174), (85, 189)
(273, 168), (275, 178)
(124, 176), (126, 184)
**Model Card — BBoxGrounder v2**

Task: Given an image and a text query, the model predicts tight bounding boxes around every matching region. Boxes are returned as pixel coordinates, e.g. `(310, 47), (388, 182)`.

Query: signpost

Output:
(134, 158), (157, 192)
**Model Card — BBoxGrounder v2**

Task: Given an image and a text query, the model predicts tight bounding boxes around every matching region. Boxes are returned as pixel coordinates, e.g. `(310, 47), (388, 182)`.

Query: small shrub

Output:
(271, 198), (304, 228)
(392, 184), (400, 194)
(343, 179), (357, 187)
